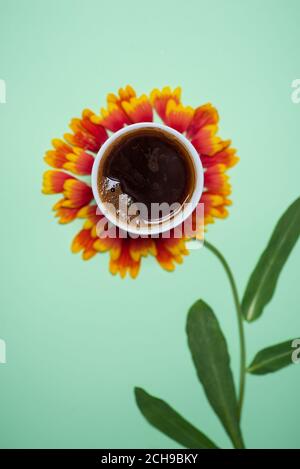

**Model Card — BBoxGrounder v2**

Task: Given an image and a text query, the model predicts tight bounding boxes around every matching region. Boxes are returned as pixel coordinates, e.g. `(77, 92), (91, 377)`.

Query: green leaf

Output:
(186, 300), (244, 449)
(134, 387), (218, 449)
(247, 339), (299, 374)
(242, 197), (300, 322)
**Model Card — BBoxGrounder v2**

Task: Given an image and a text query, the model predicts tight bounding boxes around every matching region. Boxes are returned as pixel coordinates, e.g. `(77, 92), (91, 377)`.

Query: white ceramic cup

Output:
(91, 122), (204, 236)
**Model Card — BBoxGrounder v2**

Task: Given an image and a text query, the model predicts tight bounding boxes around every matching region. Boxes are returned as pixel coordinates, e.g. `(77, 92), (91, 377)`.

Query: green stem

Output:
(204, 240), (246, 421)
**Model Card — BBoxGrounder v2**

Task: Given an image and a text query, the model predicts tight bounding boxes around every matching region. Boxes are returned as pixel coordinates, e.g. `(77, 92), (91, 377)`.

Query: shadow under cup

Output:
(91, 123), (204, 236)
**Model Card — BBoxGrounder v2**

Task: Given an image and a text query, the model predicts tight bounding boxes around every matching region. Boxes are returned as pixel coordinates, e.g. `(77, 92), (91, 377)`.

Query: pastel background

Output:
(0, 0), (299, 449)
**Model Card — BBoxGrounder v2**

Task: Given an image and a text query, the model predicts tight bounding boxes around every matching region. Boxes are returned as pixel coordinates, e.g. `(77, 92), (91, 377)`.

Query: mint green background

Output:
(0, 0), (299, 449)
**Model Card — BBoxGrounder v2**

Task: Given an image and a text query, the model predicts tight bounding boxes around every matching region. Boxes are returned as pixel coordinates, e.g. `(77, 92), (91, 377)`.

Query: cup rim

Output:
(91, 122), (204, 236)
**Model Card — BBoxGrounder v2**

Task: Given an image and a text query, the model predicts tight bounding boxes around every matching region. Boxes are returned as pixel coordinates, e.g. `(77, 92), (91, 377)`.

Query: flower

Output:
(42, 86), (238, 278)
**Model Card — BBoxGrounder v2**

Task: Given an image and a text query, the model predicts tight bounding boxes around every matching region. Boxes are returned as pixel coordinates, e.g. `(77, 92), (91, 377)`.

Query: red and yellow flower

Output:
(42, 85), (238, 278)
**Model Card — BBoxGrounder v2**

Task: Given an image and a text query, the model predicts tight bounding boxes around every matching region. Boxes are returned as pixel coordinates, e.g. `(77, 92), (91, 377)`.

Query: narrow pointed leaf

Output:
(186, 300), (244, 449)
(242, 197), (300, 322)
(135, 387), (218, 449)
(247, 339), (299, 374)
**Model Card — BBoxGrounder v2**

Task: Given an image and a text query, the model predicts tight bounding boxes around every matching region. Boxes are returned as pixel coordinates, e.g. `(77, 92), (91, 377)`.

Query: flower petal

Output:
(91, 85), (136, 132)
(71, 228), (97, 260)
(44, 139), (73, 169)
(191, 125), (225, 156)
(164, 99), (194, 133)
(150, 86), (181, 121)
(186, 104), (219, 140)
(201, 192), (231, 224)
(94, 237), (122, 260)
(91, 103), (131, 132)
(62, 179), (93, 208)
(107, 85), (136, 104)
(122, 94), (153, 123)
(201, 145), (239, 169)
(129, 238), (157, 262)
(155, 238), (188, 271)
(109, 241), (140, 278)
(42, 170), (73, 194)
(52, 198), (81, 224)
(63, 147), (94, 175)
(204, 164), (231, 196)
(77, 203), (100, 223)
(65, 109), (108, 152)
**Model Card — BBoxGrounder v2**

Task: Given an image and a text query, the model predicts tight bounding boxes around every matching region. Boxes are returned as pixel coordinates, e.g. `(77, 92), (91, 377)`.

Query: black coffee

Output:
(97, 128), (195, 224)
